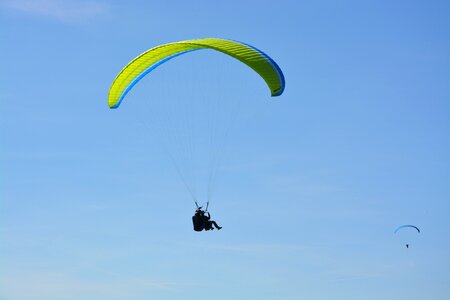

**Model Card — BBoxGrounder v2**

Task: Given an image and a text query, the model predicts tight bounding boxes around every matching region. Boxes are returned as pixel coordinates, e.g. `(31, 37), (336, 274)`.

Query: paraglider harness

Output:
(192, 201), (209, 232)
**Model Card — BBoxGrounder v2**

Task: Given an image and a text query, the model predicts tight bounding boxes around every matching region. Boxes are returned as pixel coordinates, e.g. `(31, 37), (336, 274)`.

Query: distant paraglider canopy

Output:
(394, 225), (420, 234)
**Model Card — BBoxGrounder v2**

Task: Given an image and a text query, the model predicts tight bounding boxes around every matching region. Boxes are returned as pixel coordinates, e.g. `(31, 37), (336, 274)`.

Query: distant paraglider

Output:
(395, 225), (420, 248)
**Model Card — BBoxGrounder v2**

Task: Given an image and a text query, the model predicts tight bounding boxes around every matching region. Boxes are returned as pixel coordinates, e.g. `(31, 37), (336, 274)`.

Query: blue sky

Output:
(1, 0), (449, 299)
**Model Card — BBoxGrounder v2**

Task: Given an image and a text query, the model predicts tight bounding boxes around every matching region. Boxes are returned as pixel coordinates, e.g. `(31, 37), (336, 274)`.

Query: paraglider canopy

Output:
(108, 38), (285, 109)
(394, 225), (420, 234)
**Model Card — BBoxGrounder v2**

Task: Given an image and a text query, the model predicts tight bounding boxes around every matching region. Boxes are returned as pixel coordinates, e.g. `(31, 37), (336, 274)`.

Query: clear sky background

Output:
(1, 1), (449, 299)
